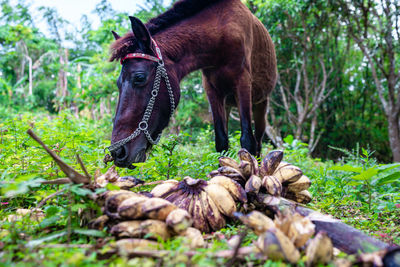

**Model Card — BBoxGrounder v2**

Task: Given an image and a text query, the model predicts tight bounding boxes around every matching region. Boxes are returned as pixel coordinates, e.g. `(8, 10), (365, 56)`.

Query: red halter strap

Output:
(120, 39), (163, 64)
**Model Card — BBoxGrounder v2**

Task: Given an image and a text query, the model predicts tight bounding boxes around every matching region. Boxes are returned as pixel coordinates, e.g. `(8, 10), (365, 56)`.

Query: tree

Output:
(335, 0), (400, 161)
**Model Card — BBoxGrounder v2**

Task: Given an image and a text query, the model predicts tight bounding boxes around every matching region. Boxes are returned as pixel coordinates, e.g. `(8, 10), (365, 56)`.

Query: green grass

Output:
(0, 107), (399, 266)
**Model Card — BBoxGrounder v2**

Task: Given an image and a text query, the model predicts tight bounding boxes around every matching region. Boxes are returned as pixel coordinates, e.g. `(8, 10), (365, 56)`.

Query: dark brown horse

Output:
(108, 0), (276, 168)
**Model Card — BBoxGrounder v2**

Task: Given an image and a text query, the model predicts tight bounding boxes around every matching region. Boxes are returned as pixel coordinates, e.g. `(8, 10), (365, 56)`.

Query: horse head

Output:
(109, 17), (178, 169)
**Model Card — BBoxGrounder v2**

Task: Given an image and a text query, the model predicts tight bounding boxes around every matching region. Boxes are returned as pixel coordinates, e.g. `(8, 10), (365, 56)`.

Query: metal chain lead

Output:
(107, 60), (175, 153)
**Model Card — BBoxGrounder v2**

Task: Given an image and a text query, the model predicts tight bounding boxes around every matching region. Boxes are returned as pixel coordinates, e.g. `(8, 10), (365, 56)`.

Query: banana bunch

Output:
(151, 176), (247, 233)
(209, 149), (312, 204)
(90, 189), (204, 250)
(235, 210), (333, 265)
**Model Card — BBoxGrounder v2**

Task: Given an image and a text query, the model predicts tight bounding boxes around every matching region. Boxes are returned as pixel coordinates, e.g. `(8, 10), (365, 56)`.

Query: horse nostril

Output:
(112, 145), (128, 161)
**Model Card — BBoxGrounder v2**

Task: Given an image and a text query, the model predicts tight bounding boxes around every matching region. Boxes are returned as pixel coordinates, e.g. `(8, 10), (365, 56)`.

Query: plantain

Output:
(105, 191), (144, 217)
(88, 215), (109, 230)
(117, 196), (148, 219)
(285, 190), (312, 204)
(245, 175), (262, 194)
(262, 175), (282, 196)
(165, 208), (193, 234)
(238, 160), (253, 179)
(306, 231), (333, 266)
(179, 227), (205, 248)
(219, 156), (240, 170)
(204, 183), (236, 216)
(111, 219), (171, 240)
(235, 211), (275, 235)
(209, 176), (247, 203)
(113, 176), (144, 189)
(286, 175), (311, 193)
(238, 148), (259, 176)
(285, 213), (315, 248)
(260, 150), (283, 176)
(256, 228), (301, 264)
(140, 197), (177, 221)
(273, 162), (303, 183)
(190, 193), (210, 233)
(200, 190), (226, 231)
(150, 180), (179, 198)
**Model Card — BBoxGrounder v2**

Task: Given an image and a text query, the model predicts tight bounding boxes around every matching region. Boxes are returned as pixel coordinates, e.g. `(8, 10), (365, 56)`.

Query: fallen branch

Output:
(76, 154), (91, 180)
(27, 129), (90, 184)
(37, 189), (66, 208)
(41, 178), (72, 185)
(134, 180), (164, 188)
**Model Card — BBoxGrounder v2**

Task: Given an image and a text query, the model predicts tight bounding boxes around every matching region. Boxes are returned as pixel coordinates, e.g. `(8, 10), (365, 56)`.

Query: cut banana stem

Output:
(262, 175), (282, 196)
(285, 190), (312, 204)
(287, 175), (311, 193)
(261, 150), (283, 176)
(209, 176), (247, 203)
(219, 157), (240, 170)
(204, 183), (236, 216)
(150, 180), (179, 198)
(165, 208), (193, 234)
(234, 211), (275, 235)
(111, 219), (171, 240)
(179, 227), (205, 248)
(273, 162), (303, 184)
(306, 231), (333, 266)
(256, 228), (301, 264)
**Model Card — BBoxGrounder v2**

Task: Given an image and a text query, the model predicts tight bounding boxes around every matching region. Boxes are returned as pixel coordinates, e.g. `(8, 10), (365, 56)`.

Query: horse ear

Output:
(129, 16), (151, 50)
(111, 30), (121, 40)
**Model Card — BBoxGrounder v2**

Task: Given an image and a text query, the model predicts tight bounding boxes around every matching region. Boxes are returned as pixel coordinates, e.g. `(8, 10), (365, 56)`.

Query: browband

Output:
(120, 39), (163, 64)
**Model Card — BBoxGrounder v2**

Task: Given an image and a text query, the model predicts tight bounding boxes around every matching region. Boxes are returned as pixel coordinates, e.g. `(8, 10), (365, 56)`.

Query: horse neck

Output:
(153, 25), (213, 81)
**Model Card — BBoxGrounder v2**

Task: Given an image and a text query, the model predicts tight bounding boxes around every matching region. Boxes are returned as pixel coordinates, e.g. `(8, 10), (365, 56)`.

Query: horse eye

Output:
(132, 73), (147, 86)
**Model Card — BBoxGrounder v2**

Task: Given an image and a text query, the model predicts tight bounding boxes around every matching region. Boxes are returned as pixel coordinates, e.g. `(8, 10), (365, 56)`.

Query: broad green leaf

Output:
(26, 230), (68, 247)
(376, 172), (400, 186)
(73, 228), (106, 237)
(376, 163), (400, 172)
(329, 165), (362, 173)
(105, 183), (120, 191)
(350, 168), (378, 181)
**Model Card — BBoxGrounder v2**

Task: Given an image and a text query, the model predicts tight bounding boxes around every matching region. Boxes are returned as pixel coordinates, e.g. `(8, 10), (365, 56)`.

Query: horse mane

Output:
(110, 0), (221, 62)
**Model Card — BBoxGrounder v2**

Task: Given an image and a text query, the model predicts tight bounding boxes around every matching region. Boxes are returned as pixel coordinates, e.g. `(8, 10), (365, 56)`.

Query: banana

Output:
(204, 183), (236, 216)
(207, 170), (220, 178)
(105, 191), (144, 217)
(190, 193), (210, 233)
(287, 175), (311, 193)
(256, 228), (301, 264)
(306, 231), (333, 266)
(238, 148), (259, 175)
(260, 150), (283, 176)
(285, 190), (312, 204)
(238, 160), (253, 179)
(262, 175), (282, 196)
(179, 227), (205, 248)
(287, 213), (315, 248)
(150, 180), (179, 198)
(200, 191), (226, 231)
(165, 208), (193, 234)
(219, 156), (240, 170)
(209, 176), (247, 203)
(141, 198), (177, 221)
(88, 215), (109, 230)
(217, 166), (246, 185)
(234, 211), (275, 235)
(245, 175), (262, 194)
(273, 162), (302, 183)
(169, 191), (192, 211)
(113, 238), (159, 255)
(113, 176), (144, 189)
(110, 220), (171, 240)
(117, 196), (148, 219)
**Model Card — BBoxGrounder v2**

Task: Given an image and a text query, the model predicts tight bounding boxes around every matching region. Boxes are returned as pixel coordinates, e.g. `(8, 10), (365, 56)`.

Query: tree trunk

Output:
(388, 115), (400, 162)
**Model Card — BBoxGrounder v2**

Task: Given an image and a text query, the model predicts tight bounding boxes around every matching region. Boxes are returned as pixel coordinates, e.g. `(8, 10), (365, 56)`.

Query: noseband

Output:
(106, 39), (175, 155)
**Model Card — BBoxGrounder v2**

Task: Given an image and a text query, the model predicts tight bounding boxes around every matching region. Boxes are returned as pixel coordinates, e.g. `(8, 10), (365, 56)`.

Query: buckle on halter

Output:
(138, 121), (148, 131)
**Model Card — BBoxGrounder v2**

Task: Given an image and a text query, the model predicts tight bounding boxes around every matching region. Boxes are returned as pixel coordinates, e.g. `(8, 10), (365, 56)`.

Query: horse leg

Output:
(235, 72), (257, 155)
(253, 100), (268, 157)
(203, 76), (229, 153)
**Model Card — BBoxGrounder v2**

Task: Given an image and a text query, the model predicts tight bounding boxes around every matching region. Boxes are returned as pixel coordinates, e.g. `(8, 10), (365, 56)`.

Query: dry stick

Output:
(41, 178), (72, 185)
(226, 230), (247, 266)
(134, 180), (164, 188)
(76, 154), (91, 180)
(27, 129), (90, 184)
(37, 189), (66, 208)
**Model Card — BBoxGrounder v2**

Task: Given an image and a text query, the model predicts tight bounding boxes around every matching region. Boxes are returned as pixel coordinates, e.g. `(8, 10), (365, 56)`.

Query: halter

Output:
(106, 39), (175, 156)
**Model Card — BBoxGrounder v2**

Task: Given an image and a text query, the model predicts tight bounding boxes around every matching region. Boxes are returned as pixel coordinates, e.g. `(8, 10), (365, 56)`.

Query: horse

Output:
(107, 0), (277, 169)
